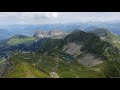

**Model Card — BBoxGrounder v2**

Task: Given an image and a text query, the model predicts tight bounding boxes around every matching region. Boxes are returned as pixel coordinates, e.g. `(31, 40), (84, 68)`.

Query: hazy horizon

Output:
(0, 12), (120, 25)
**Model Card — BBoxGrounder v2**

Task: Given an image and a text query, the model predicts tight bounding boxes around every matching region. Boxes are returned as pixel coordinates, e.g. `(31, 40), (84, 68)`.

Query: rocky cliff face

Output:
(62, 43), (104, 67)
(33, 31), (49, 39)
(33, 30), (67, 39)
(0, 59), (14, 77)
(48, 30), (66, 36)
(39, 30), (120, 67)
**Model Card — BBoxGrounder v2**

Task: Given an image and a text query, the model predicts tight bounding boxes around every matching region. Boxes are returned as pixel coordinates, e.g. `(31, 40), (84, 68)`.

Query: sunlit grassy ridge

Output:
(6, 53), (50, 78)
(7, 37), (36, 46)
(106, 31), (120, 49)
(6, 62), (50, 78)
(93, 61), (120, 77)
(89, 28), (120, 50)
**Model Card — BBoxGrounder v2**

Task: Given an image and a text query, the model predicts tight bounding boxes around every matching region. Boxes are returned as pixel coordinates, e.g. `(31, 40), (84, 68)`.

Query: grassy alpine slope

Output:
(90, 28), (120, 49)
(6, 53), (50, 78)
(6, 62), (50, 78)
(6, 52), (120, 78)
(6, 52), (106, 78)
(1, 30), (120, 78)
(7, 37), (36, 46)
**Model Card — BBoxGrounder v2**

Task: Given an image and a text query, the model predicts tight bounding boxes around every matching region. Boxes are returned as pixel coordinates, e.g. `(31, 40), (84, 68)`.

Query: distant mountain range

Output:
(0, 29), (11, 40)
(0, 21), (120, 40)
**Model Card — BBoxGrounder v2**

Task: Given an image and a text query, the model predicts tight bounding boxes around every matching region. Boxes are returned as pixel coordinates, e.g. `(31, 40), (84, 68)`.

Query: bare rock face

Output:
(50, 72), (59, 78)
(33, 30), (66, 39)
(0, 60), (14, 77)
(48, 30), (66, 36)
(62, 42), (105, 67)
(78, 54), (104, 67)
(33, 31), (49, 39)
(63, 43), (83, 57)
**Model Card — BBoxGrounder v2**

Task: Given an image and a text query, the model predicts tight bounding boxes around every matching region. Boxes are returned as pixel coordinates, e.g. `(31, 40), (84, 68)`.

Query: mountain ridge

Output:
(0, 29), (120, 78)
(33, 29), (67, 39)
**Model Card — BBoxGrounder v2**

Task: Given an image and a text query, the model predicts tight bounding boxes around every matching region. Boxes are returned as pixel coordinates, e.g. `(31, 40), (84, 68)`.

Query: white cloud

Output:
(62, 12), (120, 22)
(39, 12), (59, 19)
(0, 12), (120, 25)
(18, 12), (59, 20)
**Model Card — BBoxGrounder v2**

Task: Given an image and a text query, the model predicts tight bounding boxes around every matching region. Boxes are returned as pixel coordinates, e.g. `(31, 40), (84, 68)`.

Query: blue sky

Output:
(0, 12), (120, 25)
